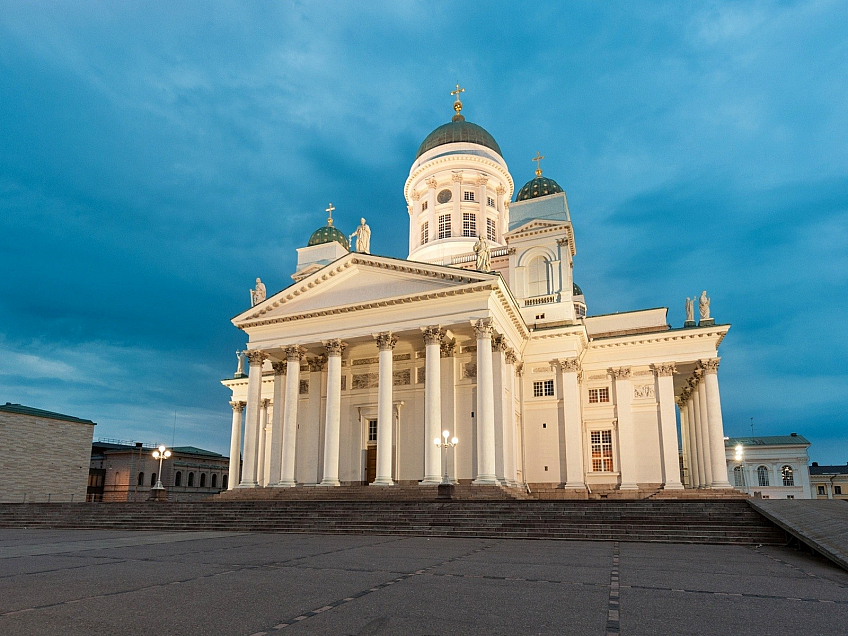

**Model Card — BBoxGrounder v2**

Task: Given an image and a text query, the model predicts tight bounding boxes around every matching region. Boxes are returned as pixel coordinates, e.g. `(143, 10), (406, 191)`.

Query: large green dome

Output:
(308, 225), (349, 250)
(416, 116), (502, 159)
(516, 175), (564, 201)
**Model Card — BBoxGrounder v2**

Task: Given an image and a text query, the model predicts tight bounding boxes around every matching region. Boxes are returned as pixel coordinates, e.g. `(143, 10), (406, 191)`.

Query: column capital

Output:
(699, 358), (720, 374)
(410, 190), (421, 201)
(491, 334), (508, 353)
(261, 398), (271, 408)
(284, 345), (305, 361)
(514, 361), (524, 376)
(496, 185), (506, 196)
(451, 172), (464, 183)
(324, 338), (347, 357)
(652, 363), (676, 377)
(375, 332), (398, 351)
(558, 357), (581, 373)
(693, 368), (705, 382)
(422, 326), (443, 346)
(472, 318), (493, 339)
(610, 366), (631, 380)
(505, 349), (518, 365)
(272, 361), (287, 375)
(440, 340), (456, 358)
(426, 176), (438, 189)
(246, 350), (268, 366)
(307, 354), (328, 372)
(476, 175), (488, 186)
(230, 400), (246, 413)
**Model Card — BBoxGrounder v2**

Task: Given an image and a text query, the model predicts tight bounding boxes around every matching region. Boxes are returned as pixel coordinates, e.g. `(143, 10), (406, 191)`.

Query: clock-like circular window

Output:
(437, 189), (452, 204)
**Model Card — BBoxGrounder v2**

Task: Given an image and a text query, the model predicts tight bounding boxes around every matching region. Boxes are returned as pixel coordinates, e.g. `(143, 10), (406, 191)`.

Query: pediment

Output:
(506, 218), (571, 236)
(234, 253), (498, 326)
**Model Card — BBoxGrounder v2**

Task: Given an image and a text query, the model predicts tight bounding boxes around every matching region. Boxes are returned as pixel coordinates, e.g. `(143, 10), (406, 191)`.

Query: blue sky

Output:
(1, 1), (846, 463)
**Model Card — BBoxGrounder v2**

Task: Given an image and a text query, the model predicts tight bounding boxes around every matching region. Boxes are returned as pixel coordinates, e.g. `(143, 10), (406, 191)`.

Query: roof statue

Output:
(349, 218), (371, 254)
(473, 235), (491, 272)
(699, 290), (710, 320)
(685, 297), (694, 323)
(234, 350), (246, 377)
(250, 278), (266, 307)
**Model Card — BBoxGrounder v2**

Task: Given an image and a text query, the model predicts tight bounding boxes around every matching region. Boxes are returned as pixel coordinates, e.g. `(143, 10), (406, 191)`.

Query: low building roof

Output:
(725, 435), (810, 447)
(0, 402), (96, 425)
(809, 464), (848, 476)
(92, 440), (223, 458)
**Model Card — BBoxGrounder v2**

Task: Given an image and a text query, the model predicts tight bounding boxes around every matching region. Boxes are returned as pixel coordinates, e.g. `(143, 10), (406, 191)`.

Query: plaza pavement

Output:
(0, 529), (845, 636)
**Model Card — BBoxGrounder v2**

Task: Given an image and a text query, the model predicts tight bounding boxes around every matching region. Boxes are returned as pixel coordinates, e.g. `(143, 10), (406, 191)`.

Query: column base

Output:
(564, 481), (586, 489)
(698, 318), (715, 326)
(662, 483), (685, 490)
(472, 475), (500, 485)
(319, 479), (340, 487)
(370, 477), (395, 486)
(420, 476), (442, 485)
(236, 481), (259, 489)
(273, 480), (297, 488)
(619, 483), (639, 490)
(710, 481), (733, 489)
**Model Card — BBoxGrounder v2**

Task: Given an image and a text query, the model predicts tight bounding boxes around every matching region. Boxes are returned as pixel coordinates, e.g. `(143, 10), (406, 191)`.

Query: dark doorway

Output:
(366, 446), (377, 483)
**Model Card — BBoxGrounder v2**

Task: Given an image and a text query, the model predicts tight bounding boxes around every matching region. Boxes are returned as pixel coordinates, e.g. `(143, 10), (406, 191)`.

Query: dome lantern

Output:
(307, 202), (350, 250)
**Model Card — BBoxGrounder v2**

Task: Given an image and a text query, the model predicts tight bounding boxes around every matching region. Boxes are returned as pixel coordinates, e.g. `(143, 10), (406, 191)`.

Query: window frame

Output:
(462, 212), (476, 237)
(463, 190), (475, 202)
(588, 387), (610, 404)
(757, 465), (770, 487)
(438, 214), (451, 239)
(532, 379), (555, 397)
(421, 221), (429, 245)
(486, 217), (496, 242)
(781, 465), (794, 487)
(590, 429), (614, 472)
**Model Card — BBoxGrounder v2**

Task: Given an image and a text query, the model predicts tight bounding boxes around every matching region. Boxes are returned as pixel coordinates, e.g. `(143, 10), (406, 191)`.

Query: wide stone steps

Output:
(0, 500), (785, 545)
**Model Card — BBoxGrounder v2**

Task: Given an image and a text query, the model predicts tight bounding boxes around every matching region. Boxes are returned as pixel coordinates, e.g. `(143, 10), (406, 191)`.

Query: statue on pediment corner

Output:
(699, 290), (710, 320)
(349, 218), (371, 254)
(250, 278), (266, 306)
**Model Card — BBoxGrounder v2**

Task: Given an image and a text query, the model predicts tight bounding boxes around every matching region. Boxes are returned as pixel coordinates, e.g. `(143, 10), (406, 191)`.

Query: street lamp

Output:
(734, 444), (746, 492)
(434, 430), (458, 485)
(149, 445), (172, 501)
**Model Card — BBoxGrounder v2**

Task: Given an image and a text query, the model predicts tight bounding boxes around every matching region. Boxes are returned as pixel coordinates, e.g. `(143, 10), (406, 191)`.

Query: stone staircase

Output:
(0, 500), (786, 545)
(212, 483), (534, 502)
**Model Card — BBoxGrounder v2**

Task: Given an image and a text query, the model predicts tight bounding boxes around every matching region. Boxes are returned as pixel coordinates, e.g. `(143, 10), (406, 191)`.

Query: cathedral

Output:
(222, 89), (732, 495)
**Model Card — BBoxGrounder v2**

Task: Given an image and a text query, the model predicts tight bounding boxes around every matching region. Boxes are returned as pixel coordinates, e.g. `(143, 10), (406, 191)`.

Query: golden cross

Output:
(450, 82), (465, 102)
(325, 203), (335, 226)
(450, 82), (465, 116)
(532, 152), (545, 177)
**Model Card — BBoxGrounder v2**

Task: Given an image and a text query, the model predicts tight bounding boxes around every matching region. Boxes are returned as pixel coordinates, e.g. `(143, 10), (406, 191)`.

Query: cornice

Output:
(528, 325), (589, 349)
(404, 153), (515, 203)
(588, 325), (730, 350)
(504, 223), (575, 256)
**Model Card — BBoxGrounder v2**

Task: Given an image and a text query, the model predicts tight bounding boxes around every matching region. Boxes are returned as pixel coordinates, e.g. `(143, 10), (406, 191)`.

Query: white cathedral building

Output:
(222, 92), (732, 495)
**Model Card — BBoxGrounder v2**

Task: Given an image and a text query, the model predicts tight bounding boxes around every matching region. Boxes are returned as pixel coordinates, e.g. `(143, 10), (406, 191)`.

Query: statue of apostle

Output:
(698, 290), (710, 320)
(235, 350), (246, 377)
(349, 218), (371, 254)
(250, 277), (266, 307)
(474, 236), (491, 272)
(685, 296), (694, 323)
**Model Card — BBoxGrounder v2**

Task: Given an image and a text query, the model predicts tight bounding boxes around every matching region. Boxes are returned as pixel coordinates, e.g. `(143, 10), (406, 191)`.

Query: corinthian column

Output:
(504, 350), (519, 486)
(612, 367), (638, 490)
(267, 362), (286, 486)
(491, 335), (508, 484)
(421, 326), (443, 484)
(472, 318), (499, 485)
(257, 398), (270, 486)
(238, 350), (267, 488)
(654, 363), (683, 490)
(279, 346), (302, 487)
(686, 389), (704, 487)
(695, 369), (713, 486)
(702, 358), (732, 488)
(227, 401), (245, 490)
(320, 339), (346, 486)
(372, 332), (397, 486)
(559, 358), (585, 488)
(677, 396), (691, 488)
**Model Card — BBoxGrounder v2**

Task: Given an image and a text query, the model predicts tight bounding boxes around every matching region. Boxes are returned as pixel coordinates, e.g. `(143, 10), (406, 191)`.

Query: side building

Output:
(88, 441), (230, 502)
(725, 434), (812, 499)
(0, 403), (95, 503)
(809, 462), (848, 500)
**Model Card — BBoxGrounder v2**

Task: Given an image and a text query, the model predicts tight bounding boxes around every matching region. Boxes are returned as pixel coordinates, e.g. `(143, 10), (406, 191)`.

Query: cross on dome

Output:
(325, 203), (335, 226)
(450, 82), (465, 121)
(532, 152), (545, 177)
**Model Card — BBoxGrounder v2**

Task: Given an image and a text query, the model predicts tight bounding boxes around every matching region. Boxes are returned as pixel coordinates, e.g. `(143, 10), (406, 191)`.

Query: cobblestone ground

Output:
(1, 530), (846, 636)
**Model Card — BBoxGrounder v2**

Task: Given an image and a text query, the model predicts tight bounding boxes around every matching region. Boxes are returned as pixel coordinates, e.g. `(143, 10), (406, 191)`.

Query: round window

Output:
(437, 189), (452, 204)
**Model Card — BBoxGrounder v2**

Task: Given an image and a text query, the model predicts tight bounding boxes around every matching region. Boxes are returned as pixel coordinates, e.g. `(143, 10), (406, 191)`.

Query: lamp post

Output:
(734, 443), (746, 493)
(434, 430), (458, 486)
(149, 445), (172, 501)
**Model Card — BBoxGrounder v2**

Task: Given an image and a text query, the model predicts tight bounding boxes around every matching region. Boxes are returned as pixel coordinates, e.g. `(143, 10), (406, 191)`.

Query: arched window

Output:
(175, 471), (182, 487)
(527, 257), (550, 297)
(188, 472), (195, 487)
(733, 466), (744, 487)
(200, 473), (207, 488)
(137, 472), (144, 486)
(222, 475), (228, 489)
(757, 466), (770, 487)
(150, 473), (156, 486)
(782, 465), (794, 487)
(211, 474), (218, 488)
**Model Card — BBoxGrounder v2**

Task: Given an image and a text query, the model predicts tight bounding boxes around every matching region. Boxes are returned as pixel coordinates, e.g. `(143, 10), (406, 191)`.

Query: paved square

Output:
(0, 530), (845, 635)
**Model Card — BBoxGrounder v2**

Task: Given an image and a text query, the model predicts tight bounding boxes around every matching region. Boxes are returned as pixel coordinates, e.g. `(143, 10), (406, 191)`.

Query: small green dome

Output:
(516, 175), (564, 201)
(416, 117), (502, 159)
(573, 282), (583, 296)
(308, 225), (349, 250)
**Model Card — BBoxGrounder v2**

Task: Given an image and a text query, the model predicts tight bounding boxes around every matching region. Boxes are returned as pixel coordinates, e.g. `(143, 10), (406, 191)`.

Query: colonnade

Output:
(677, 358), (732, 489)
(227, 319), (521, 490)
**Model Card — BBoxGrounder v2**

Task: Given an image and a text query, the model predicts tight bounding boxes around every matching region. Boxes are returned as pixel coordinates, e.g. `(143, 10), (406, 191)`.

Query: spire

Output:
(532, 152), (545, 177)
(325, 203), (335, 226)
(450, 82), (465, 122)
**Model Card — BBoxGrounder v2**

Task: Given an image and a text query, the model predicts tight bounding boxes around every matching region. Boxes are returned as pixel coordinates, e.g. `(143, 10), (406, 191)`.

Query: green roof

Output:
(725, 435), (810, 447)
(308, 225), (349, 250)
(0, 402), (95, 425)
(416, 117), (502, 159)
(515, 175), (564, 201)
(172, 446), (223, 457)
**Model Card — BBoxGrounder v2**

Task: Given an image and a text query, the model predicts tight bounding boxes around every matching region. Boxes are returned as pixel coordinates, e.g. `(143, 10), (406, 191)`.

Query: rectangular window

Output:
(421, 200), (428, 211)
(835, 485), (842, 495)
(438, 214), (451, 239)
(487, 195), (495, 208)
(818, 485), (826, 495)
(368, 419), (377, 442)
(421, 221), (429, 245)
(533, 379), (554, 397)
(463, 190), (475, 202)
(591, 430), (613, 472)
(487, 217), (496, 241)
(588, 387), (610, 403)
(462, 212), (476, 237)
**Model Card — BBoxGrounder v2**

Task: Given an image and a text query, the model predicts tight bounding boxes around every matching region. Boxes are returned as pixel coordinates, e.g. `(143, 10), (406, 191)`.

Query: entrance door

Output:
(366, 446), (377, 483)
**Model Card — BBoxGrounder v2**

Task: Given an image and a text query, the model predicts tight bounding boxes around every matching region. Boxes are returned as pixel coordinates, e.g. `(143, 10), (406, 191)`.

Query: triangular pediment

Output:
(506, 218), (571, 236)
(233, 253), (498, 326)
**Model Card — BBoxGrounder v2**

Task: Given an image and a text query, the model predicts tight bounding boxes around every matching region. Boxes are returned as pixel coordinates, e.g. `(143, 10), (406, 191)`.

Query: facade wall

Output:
(811, 473), (848, 499)
(0, 412), (93, 503)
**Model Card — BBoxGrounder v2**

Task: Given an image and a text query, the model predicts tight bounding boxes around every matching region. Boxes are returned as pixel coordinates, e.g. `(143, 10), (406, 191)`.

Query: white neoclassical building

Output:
(222, 92), (733, 495)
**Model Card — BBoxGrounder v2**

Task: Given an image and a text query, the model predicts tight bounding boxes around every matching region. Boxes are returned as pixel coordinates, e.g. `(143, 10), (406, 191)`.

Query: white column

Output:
(321, 339), (346, 486)
(472, 318), (499, 485)
(440, 341), (457, 480)
(702, 359), (732, 488)
(612, 367), (638, 489)
(491, 335), (508, 484)
(422, 326), (443, 484)
(451, 173), (462, 237)
(227, 401), (245, 490)
(686, 394), (703, 487)
(238, 350), (267, 487)
(678, 399), (691, 488)
(695, 370), (713, 486)
(257, 399), (270, 486)
(267, 362), (285, 486)
(504, 350), (519, 486)
(372, 332), (396, 486)
(654, 364), (684, 490)
(559, 358), (586, 489)
(279, 346), (301, 487)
